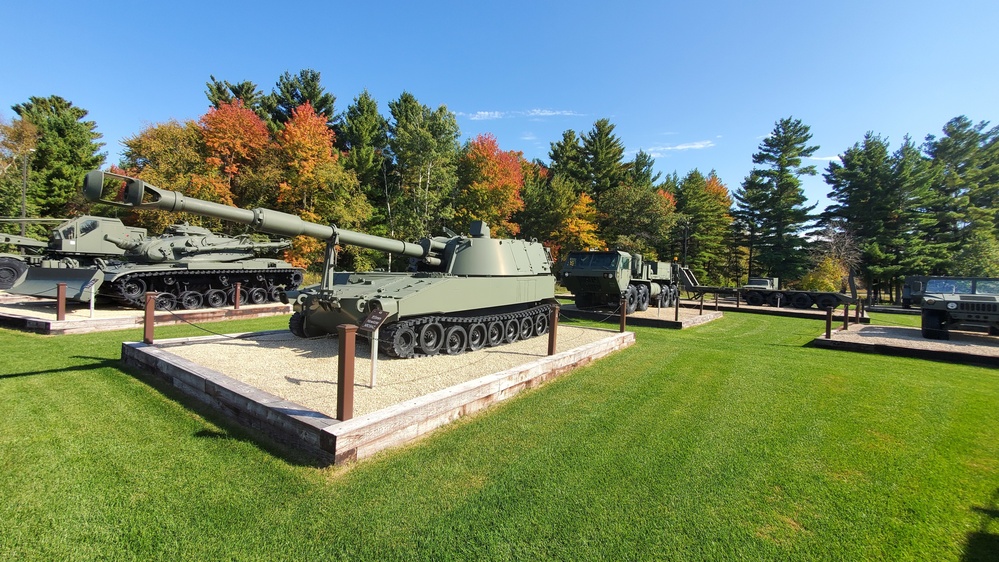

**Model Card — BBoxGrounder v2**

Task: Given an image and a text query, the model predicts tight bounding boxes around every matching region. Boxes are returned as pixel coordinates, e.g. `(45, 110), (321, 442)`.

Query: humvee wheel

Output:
(179, 291), (204, 310)
(486, 321), (504, 347)
(921, 309), (949, 340)
(745, 291), (764, 306)
(467, 323), (488, 351)
(205, 289), (227, 308)
(503, 318), (520, 343)
(418, 322), (444, 356)
(443, 325), (467, 355)
(289, 311), (307, 338)
(0, 257), (27, 290)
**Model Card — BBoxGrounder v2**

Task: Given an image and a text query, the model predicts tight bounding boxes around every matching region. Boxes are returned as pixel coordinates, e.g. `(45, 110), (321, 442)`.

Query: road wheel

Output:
(503, 318), (520, 343)
(443, 325), (467, 355)
(0, 257), (27, 290)
(533, 311), (549, 336)
(179, 291), (204, 310)
(154, 293), (177, 311)
(519, 316), (535, 340)
(248, 288), (268, 305)
(467, 323), (488, 351)
(120, 277), (146, 301)
(204, 289), (227, 308)
(418, 322), (445, 355)
(486, 321), (504, 347)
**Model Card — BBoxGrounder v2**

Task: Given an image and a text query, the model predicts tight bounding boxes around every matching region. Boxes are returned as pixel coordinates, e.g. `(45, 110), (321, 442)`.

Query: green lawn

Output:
(1, 311), (997, 560)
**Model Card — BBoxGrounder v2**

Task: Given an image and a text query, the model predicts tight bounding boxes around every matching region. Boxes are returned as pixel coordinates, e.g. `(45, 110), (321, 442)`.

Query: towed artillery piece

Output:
(83, 170), (558, 357)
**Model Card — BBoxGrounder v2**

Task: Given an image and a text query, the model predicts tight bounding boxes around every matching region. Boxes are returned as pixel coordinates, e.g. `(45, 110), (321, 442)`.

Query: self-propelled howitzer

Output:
(83, 170), (558, 357)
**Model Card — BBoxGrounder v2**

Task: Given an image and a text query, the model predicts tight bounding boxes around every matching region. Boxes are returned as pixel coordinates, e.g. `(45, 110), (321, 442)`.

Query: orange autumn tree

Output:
(276, 102), (371, 270)
(454, 133), (525, 237)
(199, 100), (270, 188)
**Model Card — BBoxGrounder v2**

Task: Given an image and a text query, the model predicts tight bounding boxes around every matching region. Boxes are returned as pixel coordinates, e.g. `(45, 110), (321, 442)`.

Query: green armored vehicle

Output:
(0, 215), (146, 291)
(917, 276), (999, 339)
(561, 250), (680, 314)
(7, 215), (301, 308)
(84, 170), (557, 357)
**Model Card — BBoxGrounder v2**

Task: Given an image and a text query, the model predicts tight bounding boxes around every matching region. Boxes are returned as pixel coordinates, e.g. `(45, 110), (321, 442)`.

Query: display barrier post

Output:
(336, 324), (357, 421)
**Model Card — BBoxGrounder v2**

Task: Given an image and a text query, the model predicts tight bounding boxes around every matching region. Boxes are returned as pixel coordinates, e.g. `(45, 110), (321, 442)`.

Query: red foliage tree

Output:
(455, 133), (525, 236)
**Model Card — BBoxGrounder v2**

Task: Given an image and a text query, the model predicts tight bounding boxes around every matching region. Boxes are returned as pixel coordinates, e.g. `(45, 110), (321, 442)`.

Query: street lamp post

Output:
(20, 149), (34, 236)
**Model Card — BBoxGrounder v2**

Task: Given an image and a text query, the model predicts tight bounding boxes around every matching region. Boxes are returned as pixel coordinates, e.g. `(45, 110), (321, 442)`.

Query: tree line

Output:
(1, 69), (996, 302)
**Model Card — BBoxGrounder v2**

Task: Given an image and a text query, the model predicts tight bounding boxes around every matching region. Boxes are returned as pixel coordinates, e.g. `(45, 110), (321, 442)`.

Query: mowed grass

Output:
(1, 311), (997, 560)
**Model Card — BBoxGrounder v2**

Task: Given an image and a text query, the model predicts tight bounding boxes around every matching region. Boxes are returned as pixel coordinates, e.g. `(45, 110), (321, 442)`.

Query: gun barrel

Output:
(84, 171), (427, 259)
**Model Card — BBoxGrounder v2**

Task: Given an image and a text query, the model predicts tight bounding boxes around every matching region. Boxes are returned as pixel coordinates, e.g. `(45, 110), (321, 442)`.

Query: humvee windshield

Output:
(925, 279), (972, 294)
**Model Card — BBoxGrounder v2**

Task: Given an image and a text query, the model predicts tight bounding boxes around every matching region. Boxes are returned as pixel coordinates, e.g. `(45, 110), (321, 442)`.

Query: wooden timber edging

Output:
(560, 306), (723, 329)
(121, 330), (636, 465)
(0, 303), (291, 335)
(684, 300), (872, 324)
(809, 334), (999, 368)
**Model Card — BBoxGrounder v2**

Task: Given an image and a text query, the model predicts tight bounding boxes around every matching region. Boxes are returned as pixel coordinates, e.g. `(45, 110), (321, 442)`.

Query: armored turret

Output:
(84, 170), (557, 357)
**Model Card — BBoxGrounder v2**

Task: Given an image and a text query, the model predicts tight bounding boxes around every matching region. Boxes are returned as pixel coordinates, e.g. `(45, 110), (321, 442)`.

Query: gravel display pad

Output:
(812, 324), (999, 367)
(162, 325), (617, 418)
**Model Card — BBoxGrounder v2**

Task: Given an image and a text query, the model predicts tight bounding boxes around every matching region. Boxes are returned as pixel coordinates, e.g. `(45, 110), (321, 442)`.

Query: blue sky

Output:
(3, 1), (997, 212)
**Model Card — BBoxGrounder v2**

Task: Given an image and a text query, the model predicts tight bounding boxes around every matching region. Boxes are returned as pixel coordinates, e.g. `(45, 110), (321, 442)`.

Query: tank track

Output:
(104, 268), (304, 310)
(377, 303), (556, 358)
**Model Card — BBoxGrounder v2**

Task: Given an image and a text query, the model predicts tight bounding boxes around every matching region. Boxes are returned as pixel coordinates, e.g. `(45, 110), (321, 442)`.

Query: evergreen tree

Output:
(337, 90), (390, 207)
(732, 170), (769, 277)
(547, 130), (586, 188)
(580, 118), (626, 206)
(674, 169), (733, 285)
(386, 92), (459, 244)
(262, 69), (336, 129)
(742, 117), (818, 284)
(12, 95), (105, 217)
(205, 76), (269, 122)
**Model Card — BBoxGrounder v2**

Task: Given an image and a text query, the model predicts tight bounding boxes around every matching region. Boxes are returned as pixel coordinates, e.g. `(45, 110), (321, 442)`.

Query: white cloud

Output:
(523, 109), (581, 118)
(809, 155), (842, 162)
(521, 132), (537, 141)
(650, 140), (716, 152)
(459, 108), (581, 121)
(465, 111), (505, 121)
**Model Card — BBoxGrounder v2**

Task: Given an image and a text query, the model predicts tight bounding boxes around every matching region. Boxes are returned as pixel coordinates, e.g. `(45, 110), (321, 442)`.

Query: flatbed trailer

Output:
(679, 267), (854, 309)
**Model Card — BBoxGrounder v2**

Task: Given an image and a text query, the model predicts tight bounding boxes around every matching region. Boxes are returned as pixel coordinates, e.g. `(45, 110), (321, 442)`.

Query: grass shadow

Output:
(964, 489), (999, 562)
(0, 356), (120, 379)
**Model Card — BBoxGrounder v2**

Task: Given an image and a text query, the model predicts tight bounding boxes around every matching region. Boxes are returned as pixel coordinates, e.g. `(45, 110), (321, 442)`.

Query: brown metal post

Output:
(143, 292), (157, 344)
(619, 296), (627, 333)
(736, 288), (741, 309)
(714, 292), (719, 311)
(547, 304), (559, 356)
(855, 301), (861, 324)
(674, 290), (680, 322)
(699, 294), (704, 315)
(233, 281), (241, 310)
(336, 324), (357, 421)
(825, 307), (833, 339)
(56, 282), (67, 321)
(842, 303), (850, 330)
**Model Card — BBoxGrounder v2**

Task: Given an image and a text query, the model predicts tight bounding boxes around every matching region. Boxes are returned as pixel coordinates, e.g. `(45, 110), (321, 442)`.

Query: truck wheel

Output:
(0, 257), (27, 289)
(636, 284), (650, 311)
(766, 292), (786, 307)
(625, 285), (638, 314)
(921, 310), (949, 340)
(745, 291), (764, 306)
(815, 294), (839, 310)
(790, 293), (813, 309)
(574, 293), (591, 309)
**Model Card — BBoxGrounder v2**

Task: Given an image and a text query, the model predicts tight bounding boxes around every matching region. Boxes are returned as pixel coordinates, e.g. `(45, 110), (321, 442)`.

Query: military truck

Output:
(0, 216), (146, 289)
(917, 276), (999, 339)
(560, 250), (680, 314)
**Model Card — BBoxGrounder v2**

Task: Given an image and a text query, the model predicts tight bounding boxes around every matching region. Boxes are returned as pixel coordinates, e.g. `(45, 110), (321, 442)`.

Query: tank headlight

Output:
(946, 302), (957, 310)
